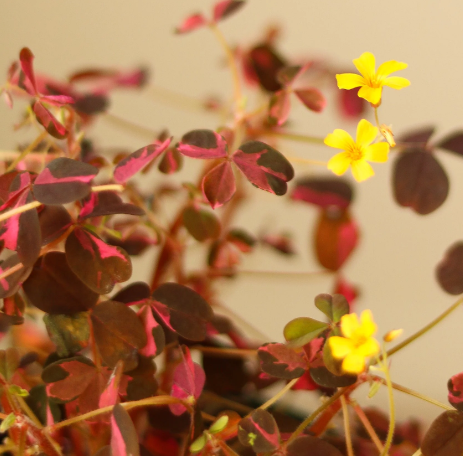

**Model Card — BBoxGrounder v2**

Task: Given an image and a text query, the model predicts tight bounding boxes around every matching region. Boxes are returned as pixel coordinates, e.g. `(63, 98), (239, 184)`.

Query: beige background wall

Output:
(2, 1), (463, 426)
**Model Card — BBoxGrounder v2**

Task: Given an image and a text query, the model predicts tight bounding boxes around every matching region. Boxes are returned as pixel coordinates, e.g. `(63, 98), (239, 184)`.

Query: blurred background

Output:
(2, 0), (463, 427)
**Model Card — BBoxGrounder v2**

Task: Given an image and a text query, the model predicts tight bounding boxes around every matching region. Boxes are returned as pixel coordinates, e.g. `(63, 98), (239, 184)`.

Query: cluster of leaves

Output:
(1, 1), (463, 455)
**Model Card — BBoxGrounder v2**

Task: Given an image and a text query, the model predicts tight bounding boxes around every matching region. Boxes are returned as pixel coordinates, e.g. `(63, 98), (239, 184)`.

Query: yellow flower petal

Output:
(353, 52), (376, 80)
(364, 143), (389, 163)
(329, 337), (355, 359)
(342, 353), (365, 374)
(340, 313), (360, 339)
(336, 73), (365, 90)
(360, 310), (378, 337)
(327, 152), (351, 176)
(356, 119), (378, 147)
(355, 339), (380, 357)
(358, 85), (382, 104)
(324, 129), (355, 150)
(376, 60), (407, 79)
(351, 160), (375, 182)
(382, 76), (411, 90)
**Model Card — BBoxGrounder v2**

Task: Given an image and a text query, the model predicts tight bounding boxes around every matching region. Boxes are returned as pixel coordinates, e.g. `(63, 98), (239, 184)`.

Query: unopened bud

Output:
(380, 124), (396, 147)
(383, 328), (403, 342)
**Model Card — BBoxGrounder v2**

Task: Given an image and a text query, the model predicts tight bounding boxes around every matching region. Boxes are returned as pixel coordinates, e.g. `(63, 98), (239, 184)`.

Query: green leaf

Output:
(8, 385), (29, 397)
(284, 317), (328, 348)
(209, 415), (229, 434)
(189, 434), (207, 453)
(0, 412), (16, 432)
(314, 293), (349, 323)
(0, 348), (20, 382)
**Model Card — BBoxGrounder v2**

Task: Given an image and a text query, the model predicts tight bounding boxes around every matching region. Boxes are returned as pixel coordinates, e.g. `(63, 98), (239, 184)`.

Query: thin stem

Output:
(412, 450), (422, 456)
(6, 130), (48, 172)
(226, 269), (331, 278)
(0, 262), (23, 282)
(370, 375), (453, 411)
(286, 386), (350, 445)
(48, 395), (187, 432)
(0, 151), (59, 162)
(386, 296), (463, 358)
(17, 396), (42, 428)
(209, 23), (242, 111)
(252, 129), (325, 145)
(92, 184), (124, 193)
(286, 156), (328, 166)
(260, 379), (298, 410)
(351, 402), (384, 452)
(340, 396), (354, 456)
(103, 112), (158, 139)
(191, 346), (256, 358)
(379, 349), (395, 456)
(374, 107), (381, 129)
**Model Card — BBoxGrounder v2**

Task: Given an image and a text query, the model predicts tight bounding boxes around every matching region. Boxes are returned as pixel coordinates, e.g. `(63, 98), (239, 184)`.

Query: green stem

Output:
(103, 112), (158, 139)
(374, 107), (381, 129)
(259, 379), (298, 410)
(6, 130), (48, 172)
(386, 296), (463, 358)
(379, 349), (395, 456)
(255, 130), (325, 145)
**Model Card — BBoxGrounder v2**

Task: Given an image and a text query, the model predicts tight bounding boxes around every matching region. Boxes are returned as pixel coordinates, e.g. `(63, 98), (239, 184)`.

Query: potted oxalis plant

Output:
(0, 1), (462, 455)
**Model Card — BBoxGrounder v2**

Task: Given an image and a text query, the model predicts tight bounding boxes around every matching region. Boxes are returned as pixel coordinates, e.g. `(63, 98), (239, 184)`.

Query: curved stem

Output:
(386, 296), (463, 358)
(260, 379), (298, 410)
(341, 395), (354, 456)
(103, 112), (158, 139)
(6, 130), (48, 172)
(252, 129), (325, 145)
(379, 349), (395, 456)
(374, 107), (381, 129)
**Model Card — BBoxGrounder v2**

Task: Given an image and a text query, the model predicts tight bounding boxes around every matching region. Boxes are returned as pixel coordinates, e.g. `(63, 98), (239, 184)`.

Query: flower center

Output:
(347, 144), (364, 162)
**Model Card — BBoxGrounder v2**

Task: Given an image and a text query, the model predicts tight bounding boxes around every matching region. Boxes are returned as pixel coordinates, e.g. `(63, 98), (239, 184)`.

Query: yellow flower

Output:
(329, 310), (380, 374)
(324, 119), (389, 182)
(336, 52), (410, 105)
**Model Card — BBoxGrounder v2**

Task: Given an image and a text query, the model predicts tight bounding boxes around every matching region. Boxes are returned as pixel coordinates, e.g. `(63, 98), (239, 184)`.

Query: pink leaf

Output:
(33, 100), (68, 139)
(99, 361), (124, 409)
(175, 13), (207, 34)
(178, 129), (228, 159)
(268, 90), (291, 126)
(113, 137), (172, 184)
(111, 403), (140, 456)
(213, 0), (245, 22)
(19, 47), (37, 95)
(294, 88), (326, 113)
(40, 94), (75, 106)
(202, 161), (236, 209)
(137, 305), (165, 357)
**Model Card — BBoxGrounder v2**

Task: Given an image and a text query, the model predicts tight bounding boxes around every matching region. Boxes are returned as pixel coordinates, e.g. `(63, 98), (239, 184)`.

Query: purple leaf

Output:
(393, 148), (449, 215)
(99, 361), (124, 409)
(258, 343), (308, 379)
(398, 126), (435, 145)
(436, 242), (463, 295)
(182, 205), (221, 241)
(175, 13), (207, 34)
(268, 90), (291, 126)
(22, 252), (99, 314)
(294, 88), (326, 112)
(202, 161), (236, 209)
(112, 282), (150, 306)
(437, 131), (463, 157)
(33, 157), (99, 205)
(74, 94), (109, 115)
(421, 410), (463, 456)
(233, 141), (294, 195)
(79, 191), (144, 220)
(249, 44), (286, 92)
(113, 137), (172, 184)
(65, 227), (132, 295)
(169, 346), (205, 416)
(111, 404), (140, 456)
(291, 177), (353, 209)
(137, 305), (165, 358)
(338, 87), (366, 119)
(38, 205), (72, 246)
(286, 436), (343, 456)
(448, 372), (463, 411)
(33, 101), (68, 139)
(158, 147), (183, 174)
(19, 47), (37, 95)
(213, 0), (245, 22)
(238, 409), (280, 453)
(178, 130), (228, 159)
(0, 254), (32, 299)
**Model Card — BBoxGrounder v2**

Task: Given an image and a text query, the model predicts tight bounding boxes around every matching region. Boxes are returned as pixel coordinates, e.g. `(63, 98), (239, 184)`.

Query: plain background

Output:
(2, 1), (463, 428)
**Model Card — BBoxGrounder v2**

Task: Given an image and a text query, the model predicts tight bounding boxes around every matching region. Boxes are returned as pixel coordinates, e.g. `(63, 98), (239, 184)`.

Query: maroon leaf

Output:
(448, 372), (463, 411)
(158, 148), (183, 174)
(33, 157), (99, 205)
(249, 44), (286, 92)
(151, 282), (213, 341)
(33, 100), (68, 139)
(0, 171), (20, 204)
(38, 205), (72, 246)
(421, 410), (463, 456)
(22, 252), (98, 314)
(291, 177), (353, 209)
(226, 228), (256, 253)
(208, 240), (240, 270)
(125, 355), (158, 401)
(175, 13), (207, 34)
(0, 254), (32, 299)
(169, 346), (205, 415)
(437, 131), (463, 157)
(277, 65), (303, 86)
(233, 141), (294, 195)
(398, 126), (435, 145)
(294, 88), (326, 112)
(309, 365), (357, 388)
(113, 137), (172, 184)
(99, 361), (124, 409)
(393, 149), (449, 215)
(40, 94), (75, 106)
(79, 191), (144, 220)
(315, 208), (359, 271)
(182, 205), (221, 242)
(338, 87), (365, 119)
(436, 242), (463, 295)
(268, 90), (291, 126)
(65, 227), (132, 295)
(0, 190), (40, 267)
(112, 282), (150, 305)
(258, 343), (307, 379)
(137, 305), (165, 358)
(19, 47), (37, 95)
(111, 403), (140, 456)
(202, 161), (236, 209)
(260, 232), (295, 255)
(91, 300), (147, 370)
(238, 409), (280, 452)
(286, 435), (343, 456)
(178, 130), (228, 159)
(74, 94), (109, 115)
(213, 0), (245, 22)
